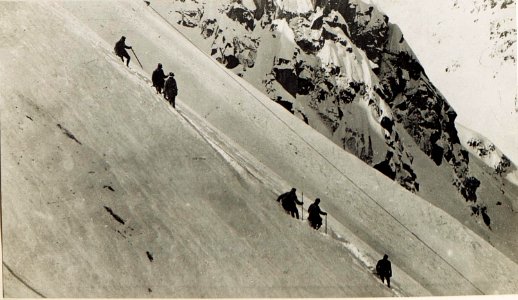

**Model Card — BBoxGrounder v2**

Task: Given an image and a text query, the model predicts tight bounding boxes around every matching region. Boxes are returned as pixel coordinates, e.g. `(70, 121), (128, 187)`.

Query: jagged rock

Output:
(225, 1), (256, 31)
(171, 0), (516, 211)
(276, 96), (294, 113)
(380, 116), (394, 133)
(495, 155), (511, 175)
(177, 8), (203, 27)
(374, 151), (396, 180)
(273, 66), (298, 97)
(460, 176), (481, 202)
(201, 19), (218, 38)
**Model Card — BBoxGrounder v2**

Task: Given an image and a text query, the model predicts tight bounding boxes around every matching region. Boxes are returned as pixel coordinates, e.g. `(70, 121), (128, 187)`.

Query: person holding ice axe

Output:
(114, 36), (142, 67)
(307, 198), (327, 230)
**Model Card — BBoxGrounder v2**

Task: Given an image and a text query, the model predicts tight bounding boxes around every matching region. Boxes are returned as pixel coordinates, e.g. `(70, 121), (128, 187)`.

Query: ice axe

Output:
(131, 48), (143, 69)
(325, 214), (327, 234)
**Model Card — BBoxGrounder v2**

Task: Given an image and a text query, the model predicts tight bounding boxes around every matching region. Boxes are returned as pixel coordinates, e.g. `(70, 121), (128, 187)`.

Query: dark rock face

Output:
(201, 19), (218, 38)
(377, 24), (477, 201)
(471, 204), (492, 230)
(334, 2), (388, 64)
(273, 64), (299, 97)
(226, 2), (256, 31)
(342, 129), (373, 165)
(170, 0), (488, 205)
(380, 116), (394, 133)
(374, 151), (396, 180)
(276, 97), (294, 113)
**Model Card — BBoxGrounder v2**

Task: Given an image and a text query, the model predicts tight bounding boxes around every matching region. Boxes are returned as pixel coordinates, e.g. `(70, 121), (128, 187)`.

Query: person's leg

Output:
(294, 209), (299, 219)
(387, 277), (390, 288)
(309, 218), (316, 229)
(124, 53), (131, 66)
(172, 96), (175, 108)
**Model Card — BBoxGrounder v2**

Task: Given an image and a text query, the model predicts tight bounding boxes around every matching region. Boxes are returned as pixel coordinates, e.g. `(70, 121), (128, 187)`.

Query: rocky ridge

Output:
(165, 0), (517, 224)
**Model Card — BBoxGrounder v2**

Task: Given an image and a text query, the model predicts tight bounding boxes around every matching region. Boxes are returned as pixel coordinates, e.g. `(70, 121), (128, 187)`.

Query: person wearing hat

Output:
(152, 63), (168, 95)
(114, 36), (132, 67)
(307, 198), (327, 230)
(164, 72), (178, 108)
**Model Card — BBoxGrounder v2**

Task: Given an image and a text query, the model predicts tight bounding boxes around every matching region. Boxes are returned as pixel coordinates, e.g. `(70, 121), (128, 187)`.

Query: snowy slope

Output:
(1, 2), (395, 297)
(2, 1), (518, 297)
(151, 0), (518, 262)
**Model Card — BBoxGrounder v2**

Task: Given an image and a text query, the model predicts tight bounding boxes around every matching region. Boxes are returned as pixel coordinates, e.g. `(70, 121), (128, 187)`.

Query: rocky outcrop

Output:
(168, 0), (514, 217)
(466, 137), (513, 175)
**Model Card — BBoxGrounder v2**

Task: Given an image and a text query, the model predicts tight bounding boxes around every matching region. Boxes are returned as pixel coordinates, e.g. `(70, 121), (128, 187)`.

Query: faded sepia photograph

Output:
(1, 0), (517, 297)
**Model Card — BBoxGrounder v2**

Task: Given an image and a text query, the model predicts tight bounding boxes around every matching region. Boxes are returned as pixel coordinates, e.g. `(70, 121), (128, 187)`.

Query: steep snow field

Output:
(369, 0), (518, 163)
(2, 1), (518, 297)
(151, 0), (518, 266)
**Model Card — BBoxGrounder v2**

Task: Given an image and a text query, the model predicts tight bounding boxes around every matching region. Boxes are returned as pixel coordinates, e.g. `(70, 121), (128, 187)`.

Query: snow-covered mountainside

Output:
(154, 0), (518, 235)
(369, 0), (517, 163)
(2, 1), (518, 297)
(457, 123), (518, 186)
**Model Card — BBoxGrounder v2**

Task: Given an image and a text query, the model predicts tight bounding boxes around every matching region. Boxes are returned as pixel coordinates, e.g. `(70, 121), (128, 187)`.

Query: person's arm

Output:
(125, 44), (132, 49)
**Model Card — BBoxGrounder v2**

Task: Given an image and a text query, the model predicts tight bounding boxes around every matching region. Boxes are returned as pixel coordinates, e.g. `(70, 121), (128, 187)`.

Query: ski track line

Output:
(179, 103), (406, 296)
(144, 2), (490, 295)
(174, 103), (401, 297)
(158, 93), (405, 296)
(3, 262), (46, 298)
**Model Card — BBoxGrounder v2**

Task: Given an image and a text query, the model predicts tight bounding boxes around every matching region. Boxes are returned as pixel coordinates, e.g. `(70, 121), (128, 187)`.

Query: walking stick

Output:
(325, 214), (327, 234)
(301, 192), (304, 221)
(131, 48), (143, 68)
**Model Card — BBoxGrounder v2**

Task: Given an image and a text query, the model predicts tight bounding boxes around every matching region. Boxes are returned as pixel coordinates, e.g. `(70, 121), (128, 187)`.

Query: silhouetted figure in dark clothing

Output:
(152, 63), (168, 95)
(308, 198), (327, 230)
(114, 36), (132, 67)
(277, 188), (303, 219)
(376, 254), (392, 288)
(164, 73), (178, 108)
